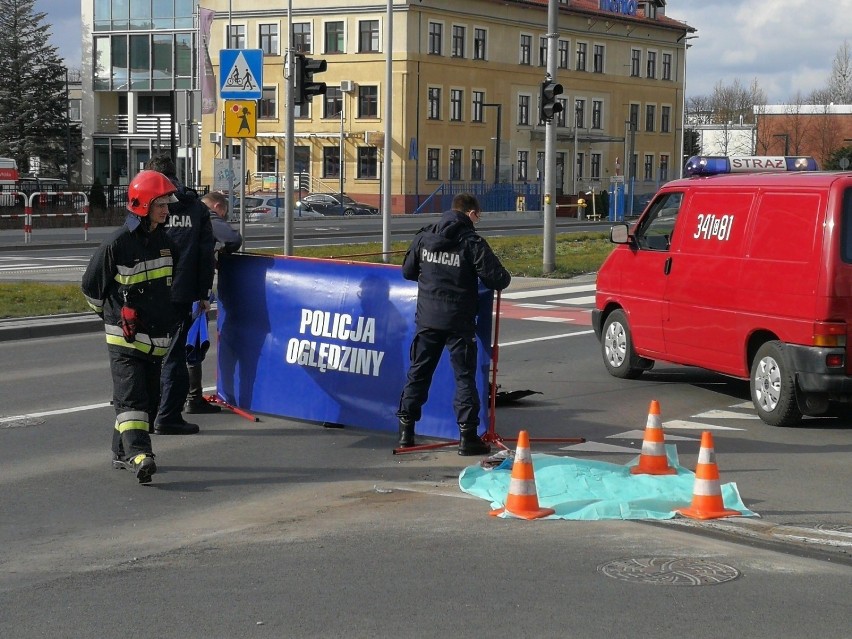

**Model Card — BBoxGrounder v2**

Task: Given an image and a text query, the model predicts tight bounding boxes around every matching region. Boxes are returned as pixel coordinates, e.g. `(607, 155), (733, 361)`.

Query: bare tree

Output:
(826, 40), (852, 103)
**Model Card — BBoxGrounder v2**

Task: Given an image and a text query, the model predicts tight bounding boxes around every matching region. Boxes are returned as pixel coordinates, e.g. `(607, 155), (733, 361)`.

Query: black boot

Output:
(397, 416), (415, 448)
(458, 423), (490, 456)
(185, 365), (221, 414)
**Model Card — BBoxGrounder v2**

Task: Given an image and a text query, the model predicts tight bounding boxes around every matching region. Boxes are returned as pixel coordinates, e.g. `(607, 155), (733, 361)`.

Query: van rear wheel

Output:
(750, 341), (802, 427)
(601, 309), (646, 379)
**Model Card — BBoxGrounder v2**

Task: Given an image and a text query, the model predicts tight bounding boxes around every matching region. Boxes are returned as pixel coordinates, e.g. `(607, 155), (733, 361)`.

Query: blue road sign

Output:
(219, 49), (263, 100)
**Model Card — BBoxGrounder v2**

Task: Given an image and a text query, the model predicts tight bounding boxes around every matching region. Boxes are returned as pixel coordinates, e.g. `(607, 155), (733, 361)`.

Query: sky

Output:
(36, 0), (852, 104)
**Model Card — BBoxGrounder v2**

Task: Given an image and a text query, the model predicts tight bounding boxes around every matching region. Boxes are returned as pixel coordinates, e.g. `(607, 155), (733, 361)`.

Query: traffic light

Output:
(293, 53), (327, 105)
(540, 80), (564, 122)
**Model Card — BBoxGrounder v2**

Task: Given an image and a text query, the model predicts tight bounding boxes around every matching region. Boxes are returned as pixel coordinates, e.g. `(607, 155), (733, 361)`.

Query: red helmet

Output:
(127, 170), (178, 216)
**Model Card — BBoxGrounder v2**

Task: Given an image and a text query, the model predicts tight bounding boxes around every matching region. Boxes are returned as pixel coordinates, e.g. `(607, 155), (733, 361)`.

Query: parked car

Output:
(296, 193), (379, 217)
(241, 194), (325, 222)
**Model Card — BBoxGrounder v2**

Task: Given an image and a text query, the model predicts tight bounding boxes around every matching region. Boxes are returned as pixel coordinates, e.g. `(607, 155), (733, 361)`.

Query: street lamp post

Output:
(482, 103), (502, 184)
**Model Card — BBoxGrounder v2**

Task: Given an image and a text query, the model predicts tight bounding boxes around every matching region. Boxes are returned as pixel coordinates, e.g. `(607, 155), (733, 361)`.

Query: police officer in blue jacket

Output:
(397, 193), (511, 454)
(145, 154), (216, 435)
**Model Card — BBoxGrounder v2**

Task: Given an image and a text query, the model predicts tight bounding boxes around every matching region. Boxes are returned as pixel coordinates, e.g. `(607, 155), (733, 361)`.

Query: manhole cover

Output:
(598, 557), (740, 586)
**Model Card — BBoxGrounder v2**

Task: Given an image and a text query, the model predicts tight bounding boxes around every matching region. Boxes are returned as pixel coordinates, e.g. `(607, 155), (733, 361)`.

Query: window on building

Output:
(129, 34), (150, 90)
(629, 103), (640, 130)
(427, 87), (441, 120)
(357, 85), (378, 118)
(69, 98), (81, 122)
(644, 154), (654, 181)
(427, 148), (440, 180)
(429, 22), (443, 55)
(519, 34), (532, 65)
(450, 89), (463, 121)
(593, 44), (604, 73)
(259, 86), (277, 119)
(536, 151), (545, 180)
(539, 37), (547, 67)
(294, 101), (309, 119)
(452, 25), (465, 57)
(647, 51), (656, 79)
(358, 147), (378, 178)
(576, 42), (587, 71)
(662, 53), (672, 80)
(323, 86), (342, 118)
(645, 104), (655, 132)
(591, 153), (601, 179)
(517, 150), (528, 181)
(175, 33), (192, 89)
(472, 91), (484, 122)
(473, 28), (486, 60)
(259, 24), (279, 55)
(471, 149), (483, 181)
(227, 24), (245, 49)
(575, 99), (585, 128)
(449, 149), (462, 180)
(630, 153), (637, 179)
(325, 21), (344, 54)
(323, 146), (340, 178)
(257, 146), (276, 173)
(577, 152), (584, 180)
(660, 154), (669, 181)
(558, 39), (569, 69)
(518, 94), (530, 126)
(152, 34), (172, 90)
(359, 20), (379, 53)
(293, 23), (311, 53)
(592, 100), (602, 129)
(556, 98), (567, 127)
(630, 49), (640, 77)
(661, 105), (671, 133)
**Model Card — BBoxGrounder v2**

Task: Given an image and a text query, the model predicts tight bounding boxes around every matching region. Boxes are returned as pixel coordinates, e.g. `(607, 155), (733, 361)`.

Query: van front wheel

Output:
(750, 341), (802, 427)
(601, 309), (645, 379)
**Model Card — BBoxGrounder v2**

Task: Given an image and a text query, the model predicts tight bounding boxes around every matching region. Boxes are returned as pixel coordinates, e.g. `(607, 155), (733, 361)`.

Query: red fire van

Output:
(592, 156), (852, 426)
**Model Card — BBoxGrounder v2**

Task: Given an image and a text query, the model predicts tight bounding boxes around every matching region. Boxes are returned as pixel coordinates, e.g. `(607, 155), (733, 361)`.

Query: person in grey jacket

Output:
(397, 193), (511, 454)
(184, 191), (243, 413)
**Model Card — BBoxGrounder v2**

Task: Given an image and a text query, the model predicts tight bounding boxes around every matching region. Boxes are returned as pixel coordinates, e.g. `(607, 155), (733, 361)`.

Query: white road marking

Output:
(693, 409), (760, 420)
(663, 419), (745, 431)
(608, 429), (699, 441)
(522, 316), (575, 323)
(548, 295), (597, 305)
(515, 303), (559, 309)
(559, 441), (640, 453)
(502, 284), (597, 299)
(500, 330), (595, 347)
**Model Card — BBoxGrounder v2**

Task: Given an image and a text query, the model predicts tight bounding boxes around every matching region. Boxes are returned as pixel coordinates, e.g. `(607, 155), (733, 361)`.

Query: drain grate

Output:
(598, 557), (740, 586)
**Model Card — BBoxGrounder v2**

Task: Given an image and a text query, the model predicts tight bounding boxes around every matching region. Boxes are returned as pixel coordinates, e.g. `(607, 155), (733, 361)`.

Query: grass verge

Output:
(0, 231), (613, 319)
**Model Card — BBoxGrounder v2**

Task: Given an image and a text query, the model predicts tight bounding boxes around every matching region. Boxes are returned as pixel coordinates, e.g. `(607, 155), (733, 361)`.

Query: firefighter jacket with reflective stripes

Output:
(163, 189), (216, 304)
(82, 218), (180, 359)
(402, 209), (511, 334)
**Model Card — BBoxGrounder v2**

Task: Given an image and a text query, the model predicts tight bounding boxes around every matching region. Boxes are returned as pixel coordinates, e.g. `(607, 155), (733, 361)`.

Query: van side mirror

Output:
(610, 224), (629, 244)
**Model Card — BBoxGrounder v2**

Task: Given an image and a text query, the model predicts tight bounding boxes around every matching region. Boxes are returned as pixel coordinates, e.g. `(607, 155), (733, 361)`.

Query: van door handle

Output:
(664, 257), (672, 275)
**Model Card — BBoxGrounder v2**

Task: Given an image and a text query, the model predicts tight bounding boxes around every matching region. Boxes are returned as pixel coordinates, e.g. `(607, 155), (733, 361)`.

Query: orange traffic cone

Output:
(630, 400), (676, 475)
(676, 431), (741, 520)
(490, 430), (554, 520)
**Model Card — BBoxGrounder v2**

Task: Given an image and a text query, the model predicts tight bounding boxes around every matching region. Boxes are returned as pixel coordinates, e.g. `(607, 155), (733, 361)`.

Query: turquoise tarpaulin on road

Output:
(459, 445), (757, 520)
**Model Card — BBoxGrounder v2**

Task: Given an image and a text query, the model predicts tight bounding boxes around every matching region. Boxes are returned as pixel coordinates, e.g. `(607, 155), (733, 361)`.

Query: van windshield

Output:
(634, 192), (684, 251)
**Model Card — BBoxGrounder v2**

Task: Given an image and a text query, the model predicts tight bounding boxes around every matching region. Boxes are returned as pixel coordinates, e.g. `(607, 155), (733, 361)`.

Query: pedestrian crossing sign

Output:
(219, 49), (263, 100)
(224, 100), (257, 138)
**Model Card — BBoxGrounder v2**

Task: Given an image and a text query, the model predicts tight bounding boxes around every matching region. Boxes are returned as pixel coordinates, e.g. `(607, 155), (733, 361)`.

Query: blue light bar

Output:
(684, 155), (819, 177)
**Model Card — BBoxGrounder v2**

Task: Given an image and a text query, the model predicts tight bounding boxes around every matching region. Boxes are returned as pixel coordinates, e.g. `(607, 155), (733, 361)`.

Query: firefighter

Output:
(397, 193), (512, 454)
(81, 170), (181, 484)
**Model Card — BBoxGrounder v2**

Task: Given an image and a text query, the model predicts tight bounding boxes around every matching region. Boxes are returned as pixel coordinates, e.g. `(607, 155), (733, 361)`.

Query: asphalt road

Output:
(1, 276), (850, 638)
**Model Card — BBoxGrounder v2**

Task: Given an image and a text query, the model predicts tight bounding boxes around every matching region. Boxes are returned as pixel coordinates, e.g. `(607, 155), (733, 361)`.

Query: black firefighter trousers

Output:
(109, 348), (160, 458)
(398, 327), (480, 426)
